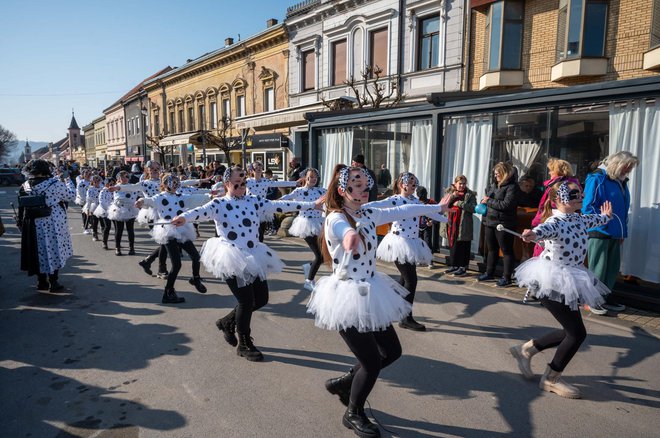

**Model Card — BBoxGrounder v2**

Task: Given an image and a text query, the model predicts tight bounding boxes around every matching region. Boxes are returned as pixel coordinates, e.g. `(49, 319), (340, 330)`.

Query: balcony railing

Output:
(286, 0), (321, 18)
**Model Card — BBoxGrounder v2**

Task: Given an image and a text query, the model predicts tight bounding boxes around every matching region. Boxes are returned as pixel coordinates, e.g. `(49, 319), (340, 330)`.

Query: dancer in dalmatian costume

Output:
(510, 181), (613, 400)
(278, 167), (327, 291)
(106, 171), (140, 256)
(135, 173), (211, 304)
(365, 171), (436, 332)
(307, 166), (448, 438)
(171, 166), (324, 362)
(246, 160), (299, 242)
(93, 178), (115, 250)
(82, 175), (103, 241)
(75, 169), (92, 233)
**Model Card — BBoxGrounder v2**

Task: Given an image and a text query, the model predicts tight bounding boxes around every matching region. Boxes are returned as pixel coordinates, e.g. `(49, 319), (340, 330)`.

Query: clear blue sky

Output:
(0, 0), (293, 144)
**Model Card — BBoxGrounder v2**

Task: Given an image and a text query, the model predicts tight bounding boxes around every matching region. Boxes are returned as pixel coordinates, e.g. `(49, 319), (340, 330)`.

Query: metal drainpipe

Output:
(398, 0), (405, 94)
(462, 0), (471, 92)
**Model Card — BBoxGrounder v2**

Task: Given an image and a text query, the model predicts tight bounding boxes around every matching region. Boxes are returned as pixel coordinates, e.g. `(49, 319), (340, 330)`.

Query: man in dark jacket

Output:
(351, 154), (379, 202)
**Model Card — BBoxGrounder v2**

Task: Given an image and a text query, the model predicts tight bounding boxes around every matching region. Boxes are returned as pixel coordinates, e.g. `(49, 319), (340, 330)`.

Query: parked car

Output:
(0, 168), (26, 185)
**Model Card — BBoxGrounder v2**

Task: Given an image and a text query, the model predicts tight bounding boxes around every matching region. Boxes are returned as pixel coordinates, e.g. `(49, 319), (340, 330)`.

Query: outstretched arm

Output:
(367, 204), (447, 226)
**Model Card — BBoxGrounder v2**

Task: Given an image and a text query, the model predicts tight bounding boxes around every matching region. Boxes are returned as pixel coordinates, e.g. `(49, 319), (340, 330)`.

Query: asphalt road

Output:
(0, 186), (658, 437)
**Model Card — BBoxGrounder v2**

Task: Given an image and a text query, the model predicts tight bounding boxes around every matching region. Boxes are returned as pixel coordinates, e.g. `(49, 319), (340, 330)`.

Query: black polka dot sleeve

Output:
(261, 197), (316, 220)
(363, 204), (447, 227)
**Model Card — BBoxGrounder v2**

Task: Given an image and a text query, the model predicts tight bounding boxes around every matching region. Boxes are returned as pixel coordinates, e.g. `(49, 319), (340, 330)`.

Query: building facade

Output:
(103, 102), (126, 165)
(82, 122), (96, 167)
(92, 115), (107, 170)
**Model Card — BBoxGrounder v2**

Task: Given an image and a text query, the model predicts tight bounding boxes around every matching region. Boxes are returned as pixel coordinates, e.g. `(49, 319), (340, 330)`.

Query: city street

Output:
(0, 187), (658, 438)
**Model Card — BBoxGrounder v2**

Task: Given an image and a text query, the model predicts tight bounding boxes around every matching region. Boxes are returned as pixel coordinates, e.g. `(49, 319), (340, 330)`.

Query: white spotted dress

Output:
(141, 192), (211, 244)
(107, 183), (140, 222)
(514, 211), (611, 310)
(180, 195), (316, 287)
(279, 186), (327, 238)
(75, 179), (90, 206)
(246, 177), (298, 221)
(25, 177), (76, 274)
(367, 194), (441, 265)
(307, 203), (446, 333)
(82, 186), (101, 215)
(94, 187), (114, 218)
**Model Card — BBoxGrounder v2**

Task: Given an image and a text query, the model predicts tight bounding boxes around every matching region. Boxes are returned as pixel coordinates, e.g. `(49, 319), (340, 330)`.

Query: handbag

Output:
(18, 180), (57, 219)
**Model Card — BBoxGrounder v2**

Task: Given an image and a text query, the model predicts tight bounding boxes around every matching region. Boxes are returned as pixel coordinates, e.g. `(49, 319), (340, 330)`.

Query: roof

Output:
(69, 114), (80, 130)
(103, 66), (173, 112)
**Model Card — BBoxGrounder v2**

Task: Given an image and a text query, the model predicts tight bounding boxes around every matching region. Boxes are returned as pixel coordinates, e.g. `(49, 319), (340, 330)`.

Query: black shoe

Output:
(92, 234), (99, 241)
(325, 369), (354, 407)
(342, 405), (381, 438)
(452, 267), (467, 277)
(49, 281), (65, 293)
(162, 287), (185, 304)
(215, 312), (238, 346)
(37, 281), (50, 291)
(237, 334), (263, 361)
(477, 273), (495, 281)
(496, 278), (513, 287)
(102, 243), (109, 250)
(138, 259), (153, 276)
(128, 247), (136, 255)
(156, 271), (169, 280)
(444, 266), (459, 275)
(399, 315), (426, 332)
(115, 248), (122, 256)
(189, 276), (207, 293)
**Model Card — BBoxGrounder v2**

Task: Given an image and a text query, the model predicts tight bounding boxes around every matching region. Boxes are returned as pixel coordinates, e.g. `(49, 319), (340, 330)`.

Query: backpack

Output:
(18, 179), (57, 219)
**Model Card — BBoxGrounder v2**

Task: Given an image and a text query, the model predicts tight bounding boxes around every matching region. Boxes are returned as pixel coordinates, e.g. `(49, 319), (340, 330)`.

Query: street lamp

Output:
(141, 106), (149, 164)
(240, 127), (253, 169)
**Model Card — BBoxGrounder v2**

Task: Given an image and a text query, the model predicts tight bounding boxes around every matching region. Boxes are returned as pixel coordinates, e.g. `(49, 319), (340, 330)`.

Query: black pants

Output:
(145, 245), (168, 272)
(258, 222), (268, 243)
(81, 212), (88, 229)
(484, 226), (515, 280)
(164, 239), (201, 290)
(101, 218), (112, 245)
(533, 298), (587, 372)
(88, 216), (99, 236)
(395, 261), (417, 305)
(113, 219), (135, 249)
(225, 277), (269, 336)
(339, 325), (402, 408)
(304, 235), (323, 281)
(449, 240), (471, 268)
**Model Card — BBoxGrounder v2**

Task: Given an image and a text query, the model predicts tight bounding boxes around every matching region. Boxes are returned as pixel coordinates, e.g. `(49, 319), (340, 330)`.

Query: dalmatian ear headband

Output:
(338, 167), (374, 192)
(557, 181), (580, 205)
(164, 174), (180, 191)
(222, 167), (233, 184)
(399, 172), (419, 187)
(302, 167), (319, 179)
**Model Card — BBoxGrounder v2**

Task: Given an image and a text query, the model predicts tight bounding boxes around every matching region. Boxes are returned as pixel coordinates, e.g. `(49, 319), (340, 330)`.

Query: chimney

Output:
(225, 37), (234, 47)
(267, 18), (278, 28)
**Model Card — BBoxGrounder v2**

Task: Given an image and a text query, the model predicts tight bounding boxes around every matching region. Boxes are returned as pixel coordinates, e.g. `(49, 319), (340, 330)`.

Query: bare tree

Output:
(322, 65), (404, 111)
(145, 132), (168, 165)
(0, 125), (18, 163)
(204, 116), (236, 165)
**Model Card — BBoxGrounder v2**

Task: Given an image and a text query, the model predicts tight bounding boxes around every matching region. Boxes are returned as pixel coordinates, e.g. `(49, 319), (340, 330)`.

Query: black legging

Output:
(304, 235), (323, 281)
(258, 222), (268, 242)
(395, 261), (417, 305)
(113, 219), (135, 249)
(484, 225), (515, 280)
(225, 277), (269, 336)
(164, 239), (201, 290)
(145, 245), (168, 272)
(340, 325), (402, 408)
(81, 212), (88, 229)
(449, 240), (471, 268)
(533, 298), (587, 372)
(101, 218), (112, 245)
(89, 216), (99, 236)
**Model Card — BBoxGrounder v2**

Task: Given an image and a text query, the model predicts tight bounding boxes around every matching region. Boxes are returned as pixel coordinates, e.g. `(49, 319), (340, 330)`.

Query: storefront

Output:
(307, 76), (660, 287)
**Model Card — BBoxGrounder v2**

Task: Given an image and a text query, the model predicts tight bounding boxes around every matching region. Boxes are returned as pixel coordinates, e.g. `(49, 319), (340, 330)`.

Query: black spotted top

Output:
(364, 194), (424, 239)
(141, 192), (211, 221)
(246, 177), (297, 197)
(279, 186), (327, 219)
(534, 212), (610, 267)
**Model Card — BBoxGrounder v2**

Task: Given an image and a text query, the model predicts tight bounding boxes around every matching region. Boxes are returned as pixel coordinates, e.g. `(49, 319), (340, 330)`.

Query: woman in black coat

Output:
(479, 162), (519, 287)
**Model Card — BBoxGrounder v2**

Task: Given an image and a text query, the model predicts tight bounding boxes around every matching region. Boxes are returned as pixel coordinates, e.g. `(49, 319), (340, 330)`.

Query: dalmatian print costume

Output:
(180, 195), (316, 287)
(94, 186), (114, 218)
(246, 177), (297, 221)
(107, 183), (140, 221)
(279, 186), (327, 238)
(306, 203), (446, 333)
(75, 178), (90, 206)
(117, 179), (161, 224)
(141, 191), (211, 244)
(366, 194), (435, 265)
(514, 211), (611, 310)
(22, 177), (76, 274)
(82, 185), (101, 216)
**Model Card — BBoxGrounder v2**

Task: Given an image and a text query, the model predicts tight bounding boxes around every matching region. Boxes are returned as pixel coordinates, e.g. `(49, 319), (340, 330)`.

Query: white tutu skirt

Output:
(200, 238), (285, 287)
(306, 272), (412, 333)
(107, 204), (139, 221)
(377, 233), (433, 265)
(74, 196), (86, 206)
(288, 216), (323, 238)
(137, 207), (158, 225)
(82, 202), (97, 215)
(151, 223), (196, 245)
(514, 257), (610, 310)
(93, 204), (108, 218)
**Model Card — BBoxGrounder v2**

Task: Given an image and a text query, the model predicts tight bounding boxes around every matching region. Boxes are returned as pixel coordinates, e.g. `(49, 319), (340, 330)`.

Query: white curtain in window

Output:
(320, 128), (354, 187)
(409, 120), (433, 190)
(442, 115), (493, 252)
(505, 139), (541, 178)
(609, 99), (660, 283)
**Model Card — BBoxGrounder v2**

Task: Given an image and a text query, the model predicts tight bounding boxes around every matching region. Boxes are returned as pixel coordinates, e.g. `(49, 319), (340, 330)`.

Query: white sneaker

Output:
(602, 302), (626, 312)
(303, 280), (315, 291)
(303, 263), (311, 279)
(586, 304), (609, 315)
(83, 229), (91, 235)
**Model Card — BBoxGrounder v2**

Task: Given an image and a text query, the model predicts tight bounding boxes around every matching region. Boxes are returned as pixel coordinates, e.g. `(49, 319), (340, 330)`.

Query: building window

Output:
(198, 105), (206, 130)
(485, 0), (524, 71)
(302, 50), (315, 91)
(154, 114), (160, 136)
(417, 15), (440, 70)
(178, 109), (184, 133)
(651, 0), (660, 48)
(210, 102), (218, 128)
(236, 95), (245, 117)
(264, 87), (275, 112)
(222, 98), (230, 119)
(169, 112), (175, 134)
(556, 0), (608, 61)
(331, 39), (347, 85)
(369, 28), (388, 75)
(136, 117), (140, 134)
(188, 107), (194, 131)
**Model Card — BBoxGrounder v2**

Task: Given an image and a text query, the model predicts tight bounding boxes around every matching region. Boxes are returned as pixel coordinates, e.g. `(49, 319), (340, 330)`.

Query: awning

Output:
(159, 133), (198, 147)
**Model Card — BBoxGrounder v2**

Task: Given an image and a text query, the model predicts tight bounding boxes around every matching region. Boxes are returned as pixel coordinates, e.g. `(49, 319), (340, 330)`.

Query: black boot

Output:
(342, 405), (380, 437)
(128, 246), (136, 255)
(115, 247), (122, 256)
(399, 314), (426, 332)
(102, 242), (109, 250)
(92, 233), (99, 241)
(37, 274), (49, 291)
(48, 273), (65, 293)
(325, 369), (354, 407)
(215, 310), (237, 346)
(162, 287), (185, 304)
(189, 276), (207, 293)
(237, 334), (263, 362)
(138, 259), (153, 276)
